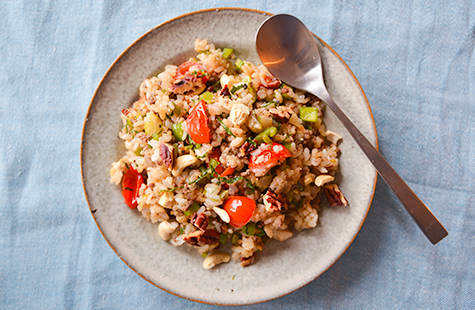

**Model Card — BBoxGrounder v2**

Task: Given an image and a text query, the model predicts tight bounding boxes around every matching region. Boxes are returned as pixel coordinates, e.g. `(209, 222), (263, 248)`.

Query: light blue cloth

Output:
(1, 1), (474, 309)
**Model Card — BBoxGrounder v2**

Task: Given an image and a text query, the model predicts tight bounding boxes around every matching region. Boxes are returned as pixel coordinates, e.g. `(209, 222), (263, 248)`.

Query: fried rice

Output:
(109, 39), (347, 269)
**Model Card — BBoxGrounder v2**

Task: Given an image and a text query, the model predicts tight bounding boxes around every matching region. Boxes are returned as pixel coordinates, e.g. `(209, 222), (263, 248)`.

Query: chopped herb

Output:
(246, 137), (257, 147)
(216, 117), (236, 137)
(232, 274), (235, 280)
(245, 181), (257, 190)
(283, 142), (292, 151)
(281, 135), (289, 143)
(293, 199), (303, 210)
(230, 82), (247, 94)
(242, 75), (251, 84)
(201, 251), (209, 258)
(158, 186), (184, 195)
(180, 227), (185, 234)
(262, 101), (276, 108)
(188, 172), (209, 184)
(125, 119), (133, 133)
(219, 190), (229, 199)
(172, 102), (181, 116)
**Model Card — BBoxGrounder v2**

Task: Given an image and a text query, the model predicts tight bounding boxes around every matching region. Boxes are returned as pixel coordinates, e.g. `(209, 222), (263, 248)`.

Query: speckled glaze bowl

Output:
(81, 8), (378, 305)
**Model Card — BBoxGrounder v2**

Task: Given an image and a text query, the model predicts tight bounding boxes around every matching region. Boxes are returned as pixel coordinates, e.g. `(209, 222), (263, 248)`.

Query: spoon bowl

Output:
(256, 14), (448, 244)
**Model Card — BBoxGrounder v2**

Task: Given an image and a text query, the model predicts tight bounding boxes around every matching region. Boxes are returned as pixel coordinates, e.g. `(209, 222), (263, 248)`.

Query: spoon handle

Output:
(318, 90), (448, 244)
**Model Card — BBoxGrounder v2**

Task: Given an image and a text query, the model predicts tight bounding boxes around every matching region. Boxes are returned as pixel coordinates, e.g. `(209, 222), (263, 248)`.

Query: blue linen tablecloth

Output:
(1, 1), (474, 309)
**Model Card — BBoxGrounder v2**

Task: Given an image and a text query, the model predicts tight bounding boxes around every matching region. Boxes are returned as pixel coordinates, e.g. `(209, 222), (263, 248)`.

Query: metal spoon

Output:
(256, 14), (448, 244)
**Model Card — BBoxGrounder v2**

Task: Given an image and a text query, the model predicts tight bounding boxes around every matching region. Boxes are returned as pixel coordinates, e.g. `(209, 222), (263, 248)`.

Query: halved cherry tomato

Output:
(223, 196), (256, 228)
(176, 61), (209, 83)
(186, 100), (210, 144)
(122, 167), (144, 209)
(248, 142), (292, 171)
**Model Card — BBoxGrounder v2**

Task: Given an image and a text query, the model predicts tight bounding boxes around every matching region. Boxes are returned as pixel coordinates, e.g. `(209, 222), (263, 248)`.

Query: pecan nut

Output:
(263, 190), (289, 213)
(219, 84), (231, 97)
(199, 229), (220, 245)
(324, 184), (348, 207)
(182, 230), (203, 246)
(264, 76), (282, 89)
(182, 229), (220, 246)
(191, 213), (209, 231)
(238, 140), (257, 157)
(240, 256), (254, 267)
(269, 106), (293, 123)
(159, 143), (174, 169)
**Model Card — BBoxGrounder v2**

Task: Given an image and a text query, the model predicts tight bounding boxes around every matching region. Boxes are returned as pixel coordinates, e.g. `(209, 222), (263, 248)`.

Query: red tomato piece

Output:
(248, 142), (291, 170)
(223, 196), (256, 228)
(209, 147), (224, 174)
(121, 167), (144, 209)
(220, 167), (235, 177)
(176, 61), (209, 83)
(186, 100), (210, 144)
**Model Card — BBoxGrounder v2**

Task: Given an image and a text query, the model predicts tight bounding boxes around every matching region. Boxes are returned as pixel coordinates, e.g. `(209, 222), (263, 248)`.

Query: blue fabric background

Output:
(1, 1), (474, 309)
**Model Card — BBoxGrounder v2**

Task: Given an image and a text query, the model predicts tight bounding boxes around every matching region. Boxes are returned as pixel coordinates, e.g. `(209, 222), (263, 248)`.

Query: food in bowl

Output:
(109, 39), (347, 269)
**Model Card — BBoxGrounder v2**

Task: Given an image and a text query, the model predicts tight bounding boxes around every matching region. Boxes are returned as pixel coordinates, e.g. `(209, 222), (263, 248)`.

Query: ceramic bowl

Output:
(81, 8), (378, 305)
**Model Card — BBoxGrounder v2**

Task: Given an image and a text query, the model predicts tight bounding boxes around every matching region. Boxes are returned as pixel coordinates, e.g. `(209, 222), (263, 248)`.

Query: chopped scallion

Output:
(199, 91), (214, 103)
(221, 48), (234, 59)
(242, 222), (256, 236)
(299, 107), (319, 122)
(241, 75), (251, 84)
(219, 233), (228, 246)
(255, 126), (277, 143)
(235, 59), (244, 70)
(172, 122), (184, 141)
(183, 201), (200, 217)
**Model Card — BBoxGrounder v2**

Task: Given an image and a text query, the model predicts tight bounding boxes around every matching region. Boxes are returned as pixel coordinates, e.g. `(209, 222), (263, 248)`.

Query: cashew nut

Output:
(325, 130), (342, 145)
(220, 74), (240, 90)
(172, 154), (198, 177)
(158, 191), (174, 208)
(202, 252), (231, 269)
(213, 207), (230, 223)
(158, 221), (179, 240)
(272, 229), (293, 241)
(314, 175), (334, 187)
(229, 103), (250, 126)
